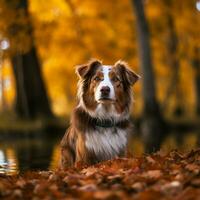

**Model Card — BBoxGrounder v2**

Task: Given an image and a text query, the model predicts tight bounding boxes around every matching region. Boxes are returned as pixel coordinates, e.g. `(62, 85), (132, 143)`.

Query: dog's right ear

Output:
(76, 59), (102, 79)
(76, 65), (88, 78)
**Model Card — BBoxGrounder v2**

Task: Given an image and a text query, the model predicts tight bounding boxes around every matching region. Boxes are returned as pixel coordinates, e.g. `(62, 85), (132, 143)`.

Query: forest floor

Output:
(1, 149), (200, 199)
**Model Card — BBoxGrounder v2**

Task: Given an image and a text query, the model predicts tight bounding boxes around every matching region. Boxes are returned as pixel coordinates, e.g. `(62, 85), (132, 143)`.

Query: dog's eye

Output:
(94, 76), (101, 81)
(112, 77), (119, 82)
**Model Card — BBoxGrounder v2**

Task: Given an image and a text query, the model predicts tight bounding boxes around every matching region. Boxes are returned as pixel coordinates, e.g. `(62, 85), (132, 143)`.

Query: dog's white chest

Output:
(85, 128), (127, 159)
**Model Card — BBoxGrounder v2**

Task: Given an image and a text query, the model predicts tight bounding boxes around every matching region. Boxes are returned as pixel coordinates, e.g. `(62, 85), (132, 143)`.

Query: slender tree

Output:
(131, 0), (166, 152)
(161, 0), (184, 116)
(192, 47), (200, 115)
(5, 0), (53, 118)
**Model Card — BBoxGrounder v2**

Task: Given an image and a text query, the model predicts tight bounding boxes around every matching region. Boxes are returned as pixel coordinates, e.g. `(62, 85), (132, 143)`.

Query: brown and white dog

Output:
(60, 59), (140, 168)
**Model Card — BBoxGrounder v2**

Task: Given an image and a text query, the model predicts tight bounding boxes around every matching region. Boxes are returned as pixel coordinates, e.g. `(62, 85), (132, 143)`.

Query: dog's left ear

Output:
(115, 60), (140, 85)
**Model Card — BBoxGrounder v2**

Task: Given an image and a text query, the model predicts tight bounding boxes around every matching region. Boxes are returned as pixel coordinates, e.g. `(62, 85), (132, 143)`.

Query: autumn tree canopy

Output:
(0, 0), (199, 117)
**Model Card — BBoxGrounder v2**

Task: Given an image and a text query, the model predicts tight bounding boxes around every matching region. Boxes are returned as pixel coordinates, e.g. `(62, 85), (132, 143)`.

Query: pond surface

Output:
(0, 130), (200, 175)
(0, 132), (62, 175)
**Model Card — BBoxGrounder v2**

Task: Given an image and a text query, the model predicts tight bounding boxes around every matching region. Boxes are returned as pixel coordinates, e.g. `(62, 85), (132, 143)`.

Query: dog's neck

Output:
(74, 105), (130, 130)
(89, 117), (129, 128)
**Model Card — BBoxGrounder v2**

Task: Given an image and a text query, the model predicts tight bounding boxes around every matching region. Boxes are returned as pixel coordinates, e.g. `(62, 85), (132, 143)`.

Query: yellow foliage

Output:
(1, 59), (15, 108)
(0, 0), (199, 117)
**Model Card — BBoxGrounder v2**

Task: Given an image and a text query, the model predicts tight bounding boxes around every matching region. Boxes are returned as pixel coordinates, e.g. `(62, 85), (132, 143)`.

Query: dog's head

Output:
(76, 59), (140, 118)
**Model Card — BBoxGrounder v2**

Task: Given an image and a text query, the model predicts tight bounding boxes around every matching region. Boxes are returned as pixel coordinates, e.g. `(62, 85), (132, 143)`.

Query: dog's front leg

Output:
(61, 146), (75, 169)
(60, 128), (76, 169)
(75, 134), (88, 167)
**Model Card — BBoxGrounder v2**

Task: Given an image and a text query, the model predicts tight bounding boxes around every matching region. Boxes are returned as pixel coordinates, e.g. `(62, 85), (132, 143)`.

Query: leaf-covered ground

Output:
(1, 149), (200, 200)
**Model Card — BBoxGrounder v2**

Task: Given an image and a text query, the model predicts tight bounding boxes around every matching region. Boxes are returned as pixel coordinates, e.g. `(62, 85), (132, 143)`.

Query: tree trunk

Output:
(7, 0), (53, 118)
(131, 0), (166, 153)
(11, 48), (53, 118)
(161, 0), (184, 116)
(192, 47), (200, 115)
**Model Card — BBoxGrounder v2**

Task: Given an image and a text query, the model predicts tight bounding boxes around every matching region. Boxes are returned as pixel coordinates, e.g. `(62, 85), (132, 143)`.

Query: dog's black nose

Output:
(100, 86), (110, 95)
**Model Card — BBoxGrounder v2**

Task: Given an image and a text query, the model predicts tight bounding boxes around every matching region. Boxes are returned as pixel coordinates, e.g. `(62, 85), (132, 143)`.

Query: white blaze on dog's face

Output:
(94, 66), (115, 103)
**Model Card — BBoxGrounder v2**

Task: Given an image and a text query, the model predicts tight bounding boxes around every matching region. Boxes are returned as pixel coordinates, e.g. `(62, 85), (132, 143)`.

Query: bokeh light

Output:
(0, 39), (10, 50)
(196, 0), (200, 11)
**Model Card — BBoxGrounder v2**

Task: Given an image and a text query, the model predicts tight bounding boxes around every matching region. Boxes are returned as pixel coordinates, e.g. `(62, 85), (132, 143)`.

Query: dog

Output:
(60, 59), (140, 168)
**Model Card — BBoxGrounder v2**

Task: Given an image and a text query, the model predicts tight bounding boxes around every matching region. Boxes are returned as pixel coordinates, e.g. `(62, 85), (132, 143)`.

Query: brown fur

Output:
(60, 59), (140, 169)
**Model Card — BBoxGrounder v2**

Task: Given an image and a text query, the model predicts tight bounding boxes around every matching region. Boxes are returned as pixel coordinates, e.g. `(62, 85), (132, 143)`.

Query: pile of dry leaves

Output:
(1, 149), (200, 199)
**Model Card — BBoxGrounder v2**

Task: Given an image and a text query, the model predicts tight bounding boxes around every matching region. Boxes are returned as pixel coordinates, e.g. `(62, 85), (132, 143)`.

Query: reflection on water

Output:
(49, 144), (61, 170)
(0, 131), (200, 175)
(0, 149), (18, 175)
(129, 132), (199, 156)
(0, 134), (62, 175)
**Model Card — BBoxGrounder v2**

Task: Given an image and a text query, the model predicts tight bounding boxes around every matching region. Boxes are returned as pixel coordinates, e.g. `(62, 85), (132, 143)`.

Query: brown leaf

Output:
(81, 166), (98, 176)
(48, 173), (59, 182)
(107, 174), (123, 180)
(39, 171), (52, 178)
(175, 187), (200, 200)
(146, 156), (156, 164)
(12, 189), (23, 198)
(16, 178), (26, 188)
(131, 182), (146, 192)
(63, 174), (84, 185)
(161, 181), (182, 195)
(0, 181), (11, 196)
(185, 164), (200, 173)
(134, 190), (164, 200)
(191, 178), (200, 187)
(94, 191), (111, 199)
(79, 184), (97, 191)
(94, 190), (125, 199)
(142, 170), (163, 179)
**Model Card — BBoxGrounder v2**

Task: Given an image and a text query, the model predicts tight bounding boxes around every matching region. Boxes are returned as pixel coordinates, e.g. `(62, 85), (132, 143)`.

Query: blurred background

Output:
(0, 0), (200, 174)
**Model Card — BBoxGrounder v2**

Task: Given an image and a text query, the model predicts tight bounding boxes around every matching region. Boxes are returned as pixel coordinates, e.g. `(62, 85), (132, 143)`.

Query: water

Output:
(0, 133), (62, 175)
(0, 130), (199, 175)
